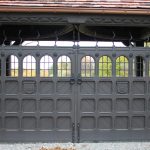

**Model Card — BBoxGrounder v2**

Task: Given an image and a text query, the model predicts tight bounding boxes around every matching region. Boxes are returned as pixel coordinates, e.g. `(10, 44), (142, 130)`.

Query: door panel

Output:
(76, 48), (150, 142)
(0, 47), (75, 142)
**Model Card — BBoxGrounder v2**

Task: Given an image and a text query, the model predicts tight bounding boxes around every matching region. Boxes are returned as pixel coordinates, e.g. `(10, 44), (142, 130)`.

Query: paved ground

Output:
(0, 142), (150, 150)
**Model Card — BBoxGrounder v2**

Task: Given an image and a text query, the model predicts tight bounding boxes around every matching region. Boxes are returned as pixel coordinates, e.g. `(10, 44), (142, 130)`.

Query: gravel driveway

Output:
(0, 142), (150, 150)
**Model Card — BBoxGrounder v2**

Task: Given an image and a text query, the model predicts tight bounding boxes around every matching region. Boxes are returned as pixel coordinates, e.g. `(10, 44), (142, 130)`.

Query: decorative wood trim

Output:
(0, 13), (149, 27)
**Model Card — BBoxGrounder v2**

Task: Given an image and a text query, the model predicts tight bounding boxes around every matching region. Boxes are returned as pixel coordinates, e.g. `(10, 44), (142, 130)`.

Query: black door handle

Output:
(70, 77), (75, 85)
(77, 77), (82, 85)
(77, 74), (82, 85)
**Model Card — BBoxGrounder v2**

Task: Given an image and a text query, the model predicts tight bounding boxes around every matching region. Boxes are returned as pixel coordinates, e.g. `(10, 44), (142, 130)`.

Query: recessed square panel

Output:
(57, 117), (71, 130)
(0, 99), (1, 112)
(148, 82), (150, 94)
(98, 116), (112, 130)
(5, 81), (19, 94)
(22, 117), (36, 130)
(57, 99), (71, 112)
(115, 116), (129, 129)
(147, 117), (150, 129)
(81, 116), (95, 129)
(80, 99), (95, 112)
(5, 117), (19, 130)
(39, 117), (54, 130)
(39, 81), (54, 94)
(148, 100), (150, 111)
(22, 99), (36, 112)
(133, 81), (146, 94)
(0, 117), (2, 129)
(5, 99), (19, 112)
(22, 81), (36, 94)
(39, 99), (54, 112)
(80, 81), (95, 94)
(98, 99), (112, 112)
(0, 82), (1, 94)
(116, 98), (129, 112)
(57, 81), (72, 94)
(116, 82), (129, 94)
(133, 98), (145, 112)
(132, 116), (145, 129)
(98, 81), (112, 94)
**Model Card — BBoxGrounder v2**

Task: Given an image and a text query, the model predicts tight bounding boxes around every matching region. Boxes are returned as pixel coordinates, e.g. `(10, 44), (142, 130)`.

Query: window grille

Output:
(133, 56), (145, 77)
(23, 55), (36, 77)
(99, 56), (112, 77)
(6, 55), (18, 77)
(40, 55), (53, 77)
(57, 55), (71, 77)
(116, 56), (128, 77)
(81, 56), (95, 77)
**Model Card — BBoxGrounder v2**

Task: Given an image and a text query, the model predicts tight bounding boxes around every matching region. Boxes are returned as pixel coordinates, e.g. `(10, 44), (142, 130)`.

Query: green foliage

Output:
(116, 56), (128, 77)
(99, 56), (112, 77)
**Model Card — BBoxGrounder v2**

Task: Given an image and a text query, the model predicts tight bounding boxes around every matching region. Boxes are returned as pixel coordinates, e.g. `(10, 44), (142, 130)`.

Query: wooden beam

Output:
(0, 6), (150, 15)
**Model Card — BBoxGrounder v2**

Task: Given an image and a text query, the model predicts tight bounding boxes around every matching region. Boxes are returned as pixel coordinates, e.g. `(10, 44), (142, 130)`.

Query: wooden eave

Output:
(0, 6), (150, 15)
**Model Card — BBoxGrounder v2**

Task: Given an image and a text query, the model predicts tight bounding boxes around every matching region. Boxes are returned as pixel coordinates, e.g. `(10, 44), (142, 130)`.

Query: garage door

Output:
(0, 46), (150, 142)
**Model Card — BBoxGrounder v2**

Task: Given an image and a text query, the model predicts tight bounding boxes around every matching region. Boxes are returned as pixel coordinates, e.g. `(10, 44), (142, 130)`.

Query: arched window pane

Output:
(133, 56), (145, 77)
(40, 55), (53, 77)
(81, 56), (95, 77)
(116, 56), (128, 77)
(23, 55), (36, 77)
(99, 56), (112, 77)
(57, 55), (71, 77)
(6, 55), (19, 77)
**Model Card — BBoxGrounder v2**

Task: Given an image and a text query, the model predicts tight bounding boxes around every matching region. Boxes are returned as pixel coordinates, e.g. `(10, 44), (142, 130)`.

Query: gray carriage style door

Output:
(76, 47), (150, 142)
(0, 46), (150, 142)
(0, 47), (75, 142)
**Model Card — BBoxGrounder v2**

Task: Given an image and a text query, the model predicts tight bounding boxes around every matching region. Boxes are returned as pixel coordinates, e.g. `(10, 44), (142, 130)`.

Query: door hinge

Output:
(72, 123), (75, 143)
(77, 123), (80, 143)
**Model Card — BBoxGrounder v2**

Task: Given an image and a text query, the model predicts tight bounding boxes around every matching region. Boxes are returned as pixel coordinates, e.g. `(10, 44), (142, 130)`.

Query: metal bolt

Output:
(53, 52), (58, 57)
(18, 52), (22, 57)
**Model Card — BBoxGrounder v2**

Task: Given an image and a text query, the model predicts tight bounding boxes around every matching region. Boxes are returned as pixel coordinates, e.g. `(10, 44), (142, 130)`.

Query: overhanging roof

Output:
(0, 0), (150, 15)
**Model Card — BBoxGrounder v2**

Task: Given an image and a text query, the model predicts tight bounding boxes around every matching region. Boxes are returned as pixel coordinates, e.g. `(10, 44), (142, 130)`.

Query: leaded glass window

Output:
(99, 56), (112, 77)
(40, 55), (53, 77)
(116, 56), (128, 77)
(23, 55), (36, 77)
(81, 56), (95, 77)
(57, 55), (71, 77)
(6, 55), (19, 77)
